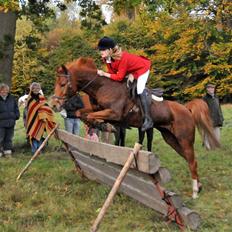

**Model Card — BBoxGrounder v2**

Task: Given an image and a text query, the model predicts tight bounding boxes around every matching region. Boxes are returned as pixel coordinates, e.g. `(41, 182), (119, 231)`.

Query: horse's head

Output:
(51, 57), (98, 111)
(51, 65), (72, 111)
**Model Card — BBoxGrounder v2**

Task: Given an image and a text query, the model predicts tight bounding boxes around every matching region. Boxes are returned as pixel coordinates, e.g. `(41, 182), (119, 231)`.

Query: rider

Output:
(97, 36), (153, 131)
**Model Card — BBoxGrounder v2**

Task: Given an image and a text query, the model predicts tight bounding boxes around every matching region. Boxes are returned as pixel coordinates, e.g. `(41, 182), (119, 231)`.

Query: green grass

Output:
(0, 105), (232, 232)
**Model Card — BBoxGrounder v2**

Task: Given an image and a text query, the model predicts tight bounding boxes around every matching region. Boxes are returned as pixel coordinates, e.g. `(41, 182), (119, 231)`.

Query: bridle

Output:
(52, 68), (99, 101)
(52, 73), (71, 101)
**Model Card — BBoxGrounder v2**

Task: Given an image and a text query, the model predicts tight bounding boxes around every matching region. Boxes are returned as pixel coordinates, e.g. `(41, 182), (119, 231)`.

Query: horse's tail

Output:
(185, 99), (220, 149)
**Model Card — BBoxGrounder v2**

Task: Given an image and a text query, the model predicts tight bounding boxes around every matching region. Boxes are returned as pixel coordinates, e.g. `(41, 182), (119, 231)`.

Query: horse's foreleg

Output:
(81, 109), (119, 133)
(87, 109), (120, 121)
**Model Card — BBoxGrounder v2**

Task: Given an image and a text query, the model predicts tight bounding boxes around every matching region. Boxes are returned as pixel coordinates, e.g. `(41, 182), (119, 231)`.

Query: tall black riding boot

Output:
(139, 90), (153, 131)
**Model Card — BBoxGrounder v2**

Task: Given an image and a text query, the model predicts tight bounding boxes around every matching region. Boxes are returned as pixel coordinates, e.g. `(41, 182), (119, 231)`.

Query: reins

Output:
(53, 69), (98, 99)
(78, 75), (98, 93)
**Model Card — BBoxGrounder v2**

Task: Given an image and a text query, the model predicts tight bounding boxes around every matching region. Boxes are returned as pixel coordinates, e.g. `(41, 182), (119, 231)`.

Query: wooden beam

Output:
(178, 207), (201, 230)
(57, 129), (160, 174)
(57, 130), (201, 230)
(72, 150), (168, 215)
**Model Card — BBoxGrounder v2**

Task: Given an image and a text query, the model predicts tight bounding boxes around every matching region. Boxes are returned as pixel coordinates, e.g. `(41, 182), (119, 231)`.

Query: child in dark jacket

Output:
(61, 94), (84, 135)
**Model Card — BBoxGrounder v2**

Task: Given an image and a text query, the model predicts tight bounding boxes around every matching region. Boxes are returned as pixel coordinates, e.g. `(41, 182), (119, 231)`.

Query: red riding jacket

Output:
(103, 51), (151, 81)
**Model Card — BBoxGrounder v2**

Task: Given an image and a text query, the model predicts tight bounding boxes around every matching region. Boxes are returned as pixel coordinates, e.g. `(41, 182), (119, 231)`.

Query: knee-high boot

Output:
(139, 90), (153, 131)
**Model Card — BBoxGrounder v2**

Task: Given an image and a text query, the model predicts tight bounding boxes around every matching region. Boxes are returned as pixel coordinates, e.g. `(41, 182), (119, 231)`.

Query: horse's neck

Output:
(77, 71), (103, 97)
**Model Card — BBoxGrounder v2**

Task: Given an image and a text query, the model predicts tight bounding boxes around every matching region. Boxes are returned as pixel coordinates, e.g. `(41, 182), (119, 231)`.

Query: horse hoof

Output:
(192, 192), (199, 199)
(198, 183), (203, 193)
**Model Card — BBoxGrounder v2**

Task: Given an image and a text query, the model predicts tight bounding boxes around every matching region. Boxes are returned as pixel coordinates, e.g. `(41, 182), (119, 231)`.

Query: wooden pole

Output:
(16, 124), (59, 181)
(90, 142), (142, 232)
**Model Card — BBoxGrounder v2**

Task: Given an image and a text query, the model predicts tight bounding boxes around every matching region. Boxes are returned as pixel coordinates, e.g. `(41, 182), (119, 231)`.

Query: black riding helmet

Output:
(98, 36), (116, 51)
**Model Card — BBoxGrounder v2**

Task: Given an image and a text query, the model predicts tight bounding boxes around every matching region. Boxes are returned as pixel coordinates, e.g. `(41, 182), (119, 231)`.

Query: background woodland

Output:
(0, 0), (231, 102)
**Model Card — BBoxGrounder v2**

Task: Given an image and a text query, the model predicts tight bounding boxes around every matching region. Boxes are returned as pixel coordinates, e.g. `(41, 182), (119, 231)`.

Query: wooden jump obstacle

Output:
(57, 129), (201, 231)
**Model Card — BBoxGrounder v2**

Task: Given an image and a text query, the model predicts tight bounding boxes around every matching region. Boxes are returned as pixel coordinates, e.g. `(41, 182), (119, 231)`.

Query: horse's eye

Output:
(60, 83), (66, 87)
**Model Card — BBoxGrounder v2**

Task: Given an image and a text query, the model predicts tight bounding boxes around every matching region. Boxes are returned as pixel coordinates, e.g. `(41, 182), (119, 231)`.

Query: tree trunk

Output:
(0, 11), (17, 86)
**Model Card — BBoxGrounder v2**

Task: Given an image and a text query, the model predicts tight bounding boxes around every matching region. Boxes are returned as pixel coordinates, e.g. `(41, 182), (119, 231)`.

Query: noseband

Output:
(52, 73), (72, 100)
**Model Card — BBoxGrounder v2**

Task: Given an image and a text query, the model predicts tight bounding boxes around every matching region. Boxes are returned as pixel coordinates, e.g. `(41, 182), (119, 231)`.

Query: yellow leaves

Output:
(203, 63), (232, 74)
(0, 1), (19, 12)
(210, 42), (232, 58)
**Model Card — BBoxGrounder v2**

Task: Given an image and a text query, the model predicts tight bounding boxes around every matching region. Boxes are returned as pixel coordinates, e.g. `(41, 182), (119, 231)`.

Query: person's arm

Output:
(97, 58), (128, 81)
(97, 70), (111, 78)
(15, 101), (20, 120)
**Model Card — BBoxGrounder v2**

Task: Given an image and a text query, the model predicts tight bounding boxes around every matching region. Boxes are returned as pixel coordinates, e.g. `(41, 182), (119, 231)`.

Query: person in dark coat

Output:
(60, 94), (84, 135)
(0, 83), (20, 157)
(138, 127), (154, 152)
(114, 126), (126, 147)
(203, 83), (224, 149)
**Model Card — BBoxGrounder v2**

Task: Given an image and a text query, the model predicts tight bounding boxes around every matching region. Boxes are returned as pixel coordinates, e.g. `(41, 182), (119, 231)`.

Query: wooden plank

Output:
(178, 207), (201, 230)
(72, 150), (168, 215)
(58, 131), (201, 230)
(57, 129), (160, 174)
(154, 167), (171, 185)
(165, 191), (183, 209)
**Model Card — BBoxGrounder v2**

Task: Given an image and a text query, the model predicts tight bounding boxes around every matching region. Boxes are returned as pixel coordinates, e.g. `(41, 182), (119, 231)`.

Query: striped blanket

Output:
(26, 95), (56, 142)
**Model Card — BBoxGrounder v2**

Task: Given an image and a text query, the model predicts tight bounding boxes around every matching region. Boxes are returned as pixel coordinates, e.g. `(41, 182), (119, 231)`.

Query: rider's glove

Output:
(126, 74), (134, 88)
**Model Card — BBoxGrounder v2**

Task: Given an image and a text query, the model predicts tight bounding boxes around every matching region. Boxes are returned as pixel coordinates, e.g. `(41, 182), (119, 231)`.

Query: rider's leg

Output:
(139, 89), (153, 131)
(137, 71), (153, 132)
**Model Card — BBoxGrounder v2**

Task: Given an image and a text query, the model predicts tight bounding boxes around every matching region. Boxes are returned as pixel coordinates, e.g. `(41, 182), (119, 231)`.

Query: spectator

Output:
(26, 82), (56, 154)
(203, 83), (224, 149)
(84, 124), (99, 142)
(114, 126), (126, 147)
(0, 83), (20, 157)
(138, 127), (154, 152)
(60, 94), (84, 135)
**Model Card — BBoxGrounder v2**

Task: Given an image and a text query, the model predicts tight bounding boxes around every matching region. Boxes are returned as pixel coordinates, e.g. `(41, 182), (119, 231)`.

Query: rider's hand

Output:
(126, 74), (134, 88)
(97, 70), (111, 78)
(97, 70), (105, 76)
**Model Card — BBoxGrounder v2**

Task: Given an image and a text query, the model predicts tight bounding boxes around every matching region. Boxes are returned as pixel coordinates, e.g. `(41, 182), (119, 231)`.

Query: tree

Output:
(0, 11), (17, 86)
(0, 0), (68, 86)
(78, 0), (107, 36)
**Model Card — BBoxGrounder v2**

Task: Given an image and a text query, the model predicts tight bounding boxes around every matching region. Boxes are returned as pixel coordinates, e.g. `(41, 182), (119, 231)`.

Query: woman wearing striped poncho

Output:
(26, 82), (56, 154)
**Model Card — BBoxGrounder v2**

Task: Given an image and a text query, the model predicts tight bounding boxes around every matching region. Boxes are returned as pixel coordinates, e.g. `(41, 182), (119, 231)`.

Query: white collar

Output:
(106, 57), (111, 63)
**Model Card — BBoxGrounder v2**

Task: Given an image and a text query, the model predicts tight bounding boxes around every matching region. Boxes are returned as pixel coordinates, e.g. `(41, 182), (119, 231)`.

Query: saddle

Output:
(128, 81), (164, 102)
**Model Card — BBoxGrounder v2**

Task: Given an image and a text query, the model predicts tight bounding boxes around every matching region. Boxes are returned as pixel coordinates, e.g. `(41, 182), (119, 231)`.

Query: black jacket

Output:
(63, 95), (84, 118)
(203, 93), (224, 127)
(0, 94), (20, 127)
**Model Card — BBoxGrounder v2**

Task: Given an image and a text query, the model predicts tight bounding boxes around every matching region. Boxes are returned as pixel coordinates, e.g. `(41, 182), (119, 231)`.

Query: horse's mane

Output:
(66, 57), (98, 93)
(67, 57), (97, 71)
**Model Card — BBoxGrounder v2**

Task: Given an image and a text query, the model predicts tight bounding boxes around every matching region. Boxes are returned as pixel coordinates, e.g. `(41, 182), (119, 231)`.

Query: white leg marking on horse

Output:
(192, 179), (199, 199)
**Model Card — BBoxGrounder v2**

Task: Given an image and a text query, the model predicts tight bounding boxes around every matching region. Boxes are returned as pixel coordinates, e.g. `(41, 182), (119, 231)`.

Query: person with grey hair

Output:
(0, 83), (20, 157)
(203, 83), (224, 149)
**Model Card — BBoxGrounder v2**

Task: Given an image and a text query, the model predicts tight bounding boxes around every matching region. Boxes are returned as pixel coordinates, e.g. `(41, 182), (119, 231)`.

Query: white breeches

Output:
(137, 70), (150, 95)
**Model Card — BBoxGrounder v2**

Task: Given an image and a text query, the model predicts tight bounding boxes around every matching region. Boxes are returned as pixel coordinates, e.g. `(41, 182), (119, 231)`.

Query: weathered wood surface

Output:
(91, 143), (142, 232)
(57, 129), (201, 230)
(72, 150), (168, 215)
(57, 129), (160, 174)
(178, 207), (201, 230)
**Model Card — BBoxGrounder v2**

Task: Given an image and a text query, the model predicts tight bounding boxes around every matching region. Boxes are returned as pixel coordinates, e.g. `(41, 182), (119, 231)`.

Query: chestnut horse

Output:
(52, 57), (220, 199)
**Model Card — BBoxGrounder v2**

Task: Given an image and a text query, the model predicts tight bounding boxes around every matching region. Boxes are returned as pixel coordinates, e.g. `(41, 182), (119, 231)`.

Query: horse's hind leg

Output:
(160, 129), (201, 198)
(181, 143), (202, 199)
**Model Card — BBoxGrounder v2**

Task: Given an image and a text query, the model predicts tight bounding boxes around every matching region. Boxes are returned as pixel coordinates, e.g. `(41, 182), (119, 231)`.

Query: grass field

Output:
(0, 105), (232, 232)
